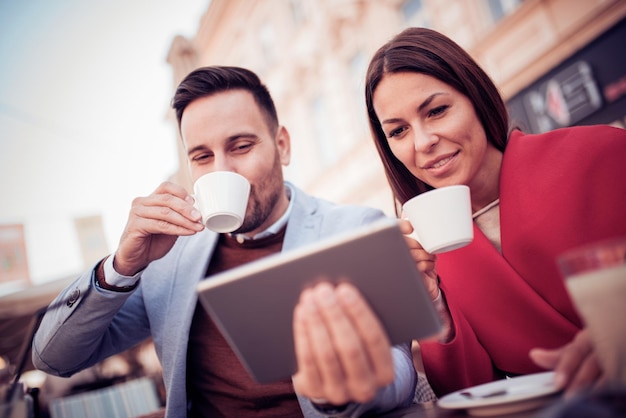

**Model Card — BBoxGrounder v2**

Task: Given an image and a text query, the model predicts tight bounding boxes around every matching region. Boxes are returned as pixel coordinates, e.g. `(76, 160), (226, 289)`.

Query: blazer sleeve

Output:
(32, 259), (151, 377)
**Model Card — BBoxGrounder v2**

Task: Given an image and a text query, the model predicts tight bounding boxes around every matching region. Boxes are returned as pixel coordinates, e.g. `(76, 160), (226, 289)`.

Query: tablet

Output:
(196, 218), (442, 383)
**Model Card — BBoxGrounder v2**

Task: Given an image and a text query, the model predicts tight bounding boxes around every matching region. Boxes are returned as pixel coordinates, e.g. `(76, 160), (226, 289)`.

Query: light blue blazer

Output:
(33, 183), (416, 417)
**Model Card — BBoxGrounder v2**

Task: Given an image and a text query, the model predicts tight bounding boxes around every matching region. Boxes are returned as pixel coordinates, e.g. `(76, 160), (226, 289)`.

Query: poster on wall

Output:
(0, 224), (30, 295)
(508, 18), (626, 133)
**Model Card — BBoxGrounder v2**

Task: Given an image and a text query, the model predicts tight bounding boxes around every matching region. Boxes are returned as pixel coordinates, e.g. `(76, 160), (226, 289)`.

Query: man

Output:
(33, 66), (417, 417)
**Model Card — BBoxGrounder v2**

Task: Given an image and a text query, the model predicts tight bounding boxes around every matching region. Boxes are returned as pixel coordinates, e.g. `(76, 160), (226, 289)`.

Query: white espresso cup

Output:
(193, 171), (250, 233)
(402, 185), (473, 254)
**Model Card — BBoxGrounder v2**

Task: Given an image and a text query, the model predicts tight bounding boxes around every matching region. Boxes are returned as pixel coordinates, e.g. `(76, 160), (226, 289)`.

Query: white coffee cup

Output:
(193, 171), (250, 233)
(402, 185), (473, 254)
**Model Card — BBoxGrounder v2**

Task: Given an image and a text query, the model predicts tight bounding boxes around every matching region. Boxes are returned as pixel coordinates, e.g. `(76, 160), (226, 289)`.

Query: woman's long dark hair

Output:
(365, 28), (510, 211)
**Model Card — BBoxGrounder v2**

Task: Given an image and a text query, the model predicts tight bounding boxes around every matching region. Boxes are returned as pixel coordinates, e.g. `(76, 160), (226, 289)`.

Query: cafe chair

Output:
(48, 377), (161, 418)
(0, 382), (36, 418)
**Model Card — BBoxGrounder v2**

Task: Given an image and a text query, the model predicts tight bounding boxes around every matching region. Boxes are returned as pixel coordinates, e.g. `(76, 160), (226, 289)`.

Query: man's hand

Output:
(529, 328), (605, 396)
(114, 181), (204, 276)
(292, 282), (394, 406)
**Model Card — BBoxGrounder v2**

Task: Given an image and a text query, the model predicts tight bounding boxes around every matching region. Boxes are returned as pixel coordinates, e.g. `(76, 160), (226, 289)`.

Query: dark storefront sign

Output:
(507, 18), (626, 133)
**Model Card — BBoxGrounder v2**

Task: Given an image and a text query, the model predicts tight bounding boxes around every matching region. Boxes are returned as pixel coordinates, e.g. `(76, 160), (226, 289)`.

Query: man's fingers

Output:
(313, 283), (379, 403)
(292, 299), (323, 398)
(129, 189), (203, 235)
(131, 205), (202, 235)
(293, 282), (395, 405)
(299, 286), (349, 405)
(152, 180), (191, 200)
(336, 283), (393, 387)
(115, 182), (203, 274)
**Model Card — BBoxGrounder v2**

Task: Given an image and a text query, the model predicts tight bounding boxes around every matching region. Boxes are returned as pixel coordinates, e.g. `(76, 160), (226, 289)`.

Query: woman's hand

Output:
(114, 181), (204, 276)
(292, 282), (394, 406)
(529, 328), (605, 396)
(398, 219), (439, 300)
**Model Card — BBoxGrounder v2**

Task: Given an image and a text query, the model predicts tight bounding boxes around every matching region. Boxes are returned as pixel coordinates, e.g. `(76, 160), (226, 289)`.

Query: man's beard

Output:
(234, 152), (284, 234)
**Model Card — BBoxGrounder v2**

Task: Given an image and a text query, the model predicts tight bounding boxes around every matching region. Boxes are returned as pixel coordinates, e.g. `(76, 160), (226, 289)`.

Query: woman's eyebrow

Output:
(381, 92), (445, 125)
(417, 92), (445, 112)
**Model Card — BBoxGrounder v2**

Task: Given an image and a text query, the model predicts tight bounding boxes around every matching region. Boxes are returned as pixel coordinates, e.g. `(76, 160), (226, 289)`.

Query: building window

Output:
(259, 22), (276, 66)
(289, 0), (306, 25)
(401, 0), (431, 28)
(402, 0), (423, 19)
(312, 97), (337, 166)
(486, 0), (524, 23)
(349, 51), (369, 138)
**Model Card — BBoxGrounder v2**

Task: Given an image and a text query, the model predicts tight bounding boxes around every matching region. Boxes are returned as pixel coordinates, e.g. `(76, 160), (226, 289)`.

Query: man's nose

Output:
(213, 157), (234, 172)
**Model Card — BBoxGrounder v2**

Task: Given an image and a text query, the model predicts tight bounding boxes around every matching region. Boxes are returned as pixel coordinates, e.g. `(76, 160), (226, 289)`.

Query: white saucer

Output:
(437, 372), (562, 416)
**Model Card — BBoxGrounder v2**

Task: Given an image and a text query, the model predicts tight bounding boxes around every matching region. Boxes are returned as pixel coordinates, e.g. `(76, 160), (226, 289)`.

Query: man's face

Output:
(181, 89), (291, 235)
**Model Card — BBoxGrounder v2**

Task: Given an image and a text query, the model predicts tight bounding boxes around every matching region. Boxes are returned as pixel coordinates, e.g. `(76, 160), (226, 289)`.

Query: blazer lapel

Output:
(282, 185), (322, 251)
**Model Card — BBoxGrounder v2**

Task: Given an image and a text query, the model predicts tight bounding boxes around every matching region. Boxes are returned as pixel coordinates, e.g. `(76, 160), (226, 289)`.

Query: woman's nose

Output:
(413, 128), (439, 152)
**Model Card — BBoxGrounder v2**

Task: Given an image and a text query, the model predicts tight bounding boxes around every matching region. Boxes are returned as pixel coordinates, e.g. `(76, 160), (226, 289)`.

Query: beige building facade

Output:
(166, 0), (626, 215)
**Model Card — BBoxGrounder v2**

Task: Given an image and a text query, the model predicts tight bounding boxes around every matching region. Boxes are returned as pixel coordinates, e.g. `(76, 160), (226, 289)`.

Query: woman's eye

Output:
(428, 105), (449, 117)
(387, 127), (406, 138)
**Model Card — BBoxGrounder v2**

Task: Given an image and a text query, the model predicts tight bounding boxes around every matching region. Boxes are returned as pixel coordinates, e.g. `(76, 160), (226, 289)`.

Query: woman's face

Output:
(372, 72), (497, 191)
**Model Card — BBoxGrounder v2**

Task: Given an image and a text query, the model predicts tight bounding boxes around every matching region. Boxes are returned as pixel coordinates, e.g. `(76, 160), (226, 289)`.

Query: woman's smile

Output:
(422, 150), (460, 171)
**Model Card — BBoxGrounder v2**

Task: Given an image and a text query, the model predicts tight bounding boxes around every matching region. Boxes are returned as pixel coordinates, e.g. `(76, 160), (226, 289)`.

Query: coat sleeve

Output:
(419, 298), (499, 396)
(32, 259), (151, 377)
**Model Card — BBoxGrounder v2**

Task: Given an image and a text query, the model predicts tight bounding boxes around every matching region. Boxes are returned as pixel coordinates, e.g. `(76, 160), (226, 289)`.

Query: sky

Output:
(0, 0), (209, 285)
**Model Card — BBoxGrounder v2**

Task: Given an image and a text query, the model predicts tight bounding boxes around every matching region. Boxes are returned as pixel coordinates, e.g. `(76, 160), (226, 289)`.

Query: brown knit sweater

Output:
(186, 227), (303, 417)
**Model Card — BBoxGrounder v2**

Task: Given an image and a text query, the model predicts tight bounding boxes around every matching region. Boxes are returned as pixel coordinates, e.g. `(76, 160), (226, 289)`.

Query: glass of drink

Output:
(558, 237), (626, 385)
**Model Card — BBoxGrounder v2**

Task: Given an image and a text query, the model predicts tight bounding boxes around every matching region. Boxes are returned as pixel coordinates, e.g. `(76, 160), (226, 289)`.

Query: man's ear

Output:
(275, 125), (291, 166)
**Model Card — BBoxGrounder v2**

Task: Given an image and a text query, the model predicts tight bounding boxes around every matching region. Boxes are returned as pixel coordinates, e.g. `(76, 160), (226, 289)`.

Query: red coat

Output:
(420, 125), (626, 396)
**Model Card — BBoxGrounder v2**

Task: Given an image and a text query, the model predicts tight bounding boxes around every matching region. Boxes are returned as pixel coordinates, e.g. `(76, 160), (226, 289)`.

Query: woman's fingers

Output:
(529, 329), (604, 396)
(397, 218), (414, 235)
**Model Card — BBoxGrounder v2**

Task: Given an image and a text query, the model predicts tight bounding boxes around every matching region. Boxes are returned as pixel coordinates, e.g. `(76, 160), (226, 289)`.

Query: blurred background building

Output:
(165, 0), (626, 215)
(0, 224), (30, 291)
(1, 0), (625, 415)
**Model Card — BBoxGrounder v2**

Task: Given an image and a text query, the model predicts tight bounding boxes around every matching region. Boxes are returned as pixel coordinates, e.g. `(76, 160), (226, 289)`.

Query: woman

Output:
(364, 27), (626, 397)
